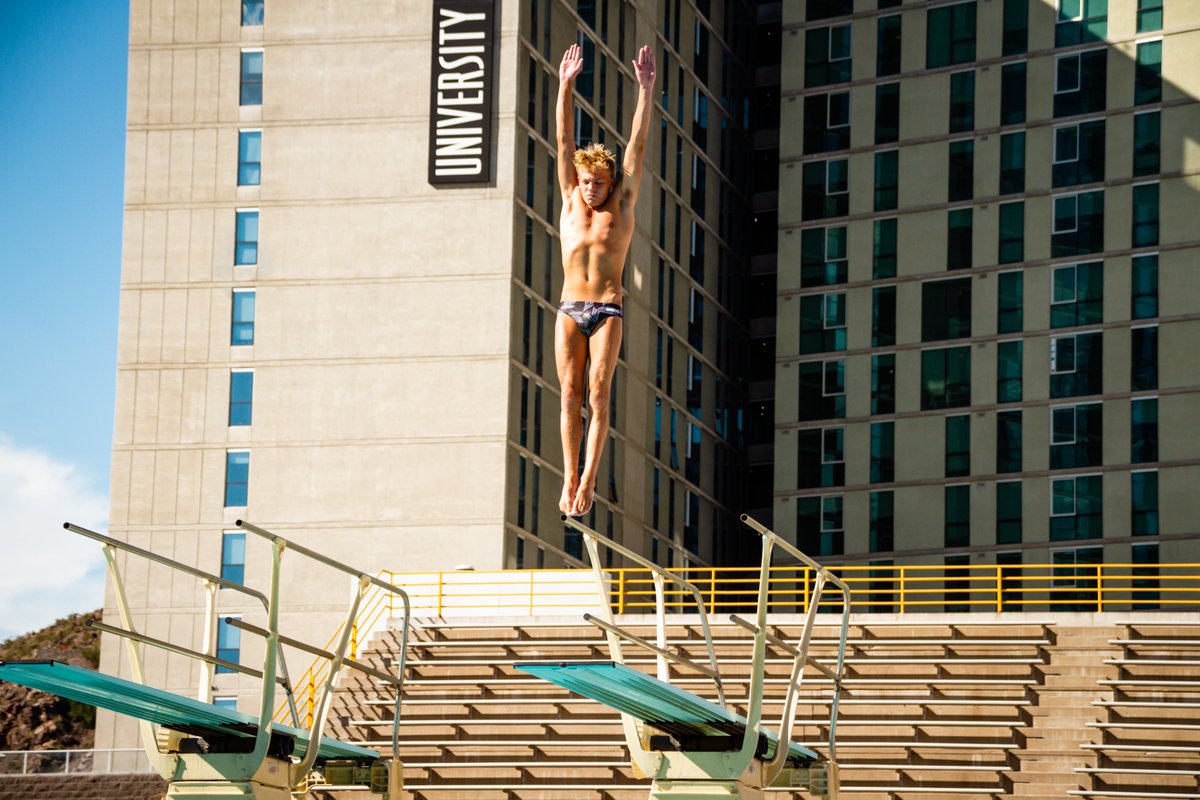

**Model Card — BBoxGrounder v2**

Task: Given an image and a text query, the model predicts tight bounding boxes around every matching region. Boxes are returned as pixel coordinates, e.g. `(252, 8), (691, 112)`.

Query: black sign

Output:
(428, 0), (495, 185)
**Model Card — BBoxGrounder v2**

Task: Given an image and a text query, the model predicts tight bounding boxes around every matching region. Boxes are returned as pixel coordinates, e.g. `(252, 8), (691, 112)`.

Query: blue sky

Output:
(0, 1), (129, 640)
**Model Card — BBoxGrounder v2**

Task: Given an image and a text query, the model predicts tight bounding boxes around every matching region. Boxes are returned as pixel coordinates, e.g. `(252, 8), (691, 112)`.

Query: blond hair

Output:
(573, 142), (617, 179)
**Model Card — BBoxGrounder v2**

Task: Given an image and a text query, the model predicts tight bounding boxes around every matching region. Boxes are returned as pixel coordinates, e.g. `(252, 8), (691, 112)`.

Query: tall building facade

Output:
(773, 0), (1200, 580)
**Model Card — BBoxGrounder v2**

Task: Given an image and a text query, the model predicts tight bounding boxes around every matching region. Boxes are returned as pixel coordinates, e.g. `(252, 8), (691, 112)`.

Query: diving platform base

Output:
(649, 779), (764, 800)
(165, 776), (290, 800)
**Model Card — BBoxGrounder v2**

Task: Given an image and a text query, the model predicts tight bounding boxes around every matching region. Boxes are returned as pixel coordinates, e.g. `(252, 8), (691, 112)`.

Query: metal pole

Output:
(198, 580), (217, 703)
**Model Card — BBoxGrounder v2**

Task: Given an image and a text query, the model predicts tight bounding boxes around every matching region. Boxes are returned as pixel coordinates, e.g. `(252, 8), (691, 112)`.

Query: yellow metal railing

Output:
(274, 562), (1200, 722)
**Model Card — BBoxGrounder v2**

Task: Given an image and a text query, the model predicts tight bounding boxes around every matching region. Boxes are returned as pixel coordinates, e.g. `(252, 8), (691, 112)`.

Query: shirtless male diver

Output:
(556, 42), (656, 517)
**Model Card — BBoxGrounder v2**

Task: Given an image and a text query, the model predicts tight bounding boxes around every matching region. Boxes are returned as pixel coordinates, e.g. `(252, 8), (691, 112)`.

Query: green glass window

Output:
(1056, 0), (1107, 46)
(1050, 402), (1103, 469)
(997, 409), (1023, 473)
(1050, 262), (1103, 328)
(1051, 474), (1102, 540)
(1131, 325), (1158, 391)
(871, 421), (895, 483)
(948, 140), (974, 202)
(801, 226), (848, 287)
(874, 218), (898, 278)
(877, 14), (902, 76)
(1135, 40), (1162, 105)
(949, 71), (975, 133)
(798, 427), (845, 488)
(997, 340), (1023, 402)
(1000, 63), (1026, 125)
(873, 285), (897, 347)
(875, 83), (900, 144)
(874, 151), (899, 211)
(1131, 254), (1158, 319)
(1133, 111), (1161, 177)
(806, 24), (852, 88)
(1054, 50), (1106, 118)
(804, 92), (851, 154)
(946, 414), (971, 477)
(1002, 0), (1028, 55)
(1051, 545), (1102, 610)
(1131, 397), (1158, 463)
(1051, 190), (1104, 258)
(872, 354), (896, 414)
(997, 481), (1023, 544)
(870, 491), (894, 552)
(800, 293), (847, 354)
(947, 208), (973, 269)
(944, 552), (970, 611)
(923, 278), (972, 341)
(1052, 119), (1106, 187)
(999, 132), (1025, 195)
(945, 485), (970, 547)
(797, 495), (844, 556)
(1131, 542), (1159, 609)
(1051, 331), (1103, 398)
(1131, 471), (1159, 535)
(998, 271), (1023, 334)
(927, 2), (976, 69)
(921, 346), (971, 410)
(1137, 0), (1163, 32)
(1132, 183), (1160, 247)
(799, 360), (846, 421)
(998, 201), (1024, 264)
(802, 159), (850, 220)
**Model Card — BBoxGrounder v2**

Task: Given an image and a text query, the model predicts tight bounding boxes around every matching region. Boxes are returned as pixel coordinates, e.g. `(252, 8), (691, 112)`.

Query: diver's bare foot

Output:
(570, 481), (595, 517)
(559, 478), (579, 515)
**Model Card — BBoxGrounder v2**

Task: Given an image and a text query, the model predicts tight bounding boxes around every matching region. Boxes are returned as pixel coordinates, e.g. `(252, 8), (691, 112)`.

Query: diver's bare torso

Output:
(559, 183), (635, 305)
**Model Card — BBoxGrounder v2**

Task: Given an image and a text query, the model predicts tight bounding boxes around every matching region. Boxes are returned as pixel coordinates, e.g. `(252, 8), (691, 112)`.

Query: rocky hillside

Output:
(0, 610), (101, 751)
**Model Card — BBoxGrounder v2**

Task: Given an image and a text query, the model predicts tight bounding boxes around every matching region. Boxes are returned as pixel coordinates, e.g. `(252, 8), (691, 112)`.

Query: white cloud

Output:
(0, 434), (108, 643)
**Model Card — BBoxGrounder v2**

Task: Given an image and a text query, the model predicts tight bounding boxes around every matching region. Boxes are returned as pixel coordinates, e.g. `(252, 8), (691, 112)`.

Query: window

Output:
(231, 289), (256, 345)
(870, 491), (894, 551)
(216, 617), (241, 673)
(240, 50), (263, 106)
(1000, 63), (1026, 125)
(1131, 325), (1158, 391)
(801, 226), (848, 286)
(876, 15), (902, 76)
(946, 414), (970, 477)
(1131, 183), (1159, 247)
(802, 159), (849, 219)
(1051, 262), (1103, 327)
(796, 495), (844, 556)
(874, 151), (898, 211)
(228, 370), (254, 426)
(804, 92), (850, 154)
(873, 286), (896, 347)
(1131, 254), (1158, 319)
(998, 271), (1023, 334)
(224, 450), (250, 507)
(1051, 402), (1103, 469)
(927, 2), (976, 68)
(949, 71), (975, 133)
(997, 550), (1024, 608)
(1137, 0), (1163, 32)
(1051, 191), (1104, 258)
(997, 481), (1022, 544)
(872, 354), (896, 414)
(922, 278), (972, 341)
(947, 208), (973, 269)
(875, 83), (900, 144)
(221, 531), (246, 584)
(1054, 50), (1106, 117)
(1132, 470), (1159, 536)
(945, 484), (970, 547)
(997, 409), (1023, 473)
(1133, 111), (1161, 177)
(238, 130), (261, 186)
(235, 210), (259, 265)
(1056, 0), (1106, 46)
(1131, 397), (1158, 463)
(1051, 474), (1102, 540)
(1052, 120), (1105, 187)
(998, 201), (1024, 264)
(873, 218), (897, 278)
(871, 421), (895, 482)
(241, 0), (264, 25)
(1052, 545), (1102, 610)
(999, 131), (1025, 195)
(808, 0), (854, 21)
(799, 360), (846, 420)
(1002, 0), (1028, 55)
(798, 427), (845, 488)
(944, 553), (970, 611)
(1132, 542), (1159, 609)
(948, 140), (974, 202)
(1051, 331), (1103, 398)
(800, 293), (847, 354)
(997, 340), (1023, 402)
(1135, 40), (1162, 105)
(213, 696), (238, 710)
(805, 25), (852, 88)
(921, 346), (971, 409)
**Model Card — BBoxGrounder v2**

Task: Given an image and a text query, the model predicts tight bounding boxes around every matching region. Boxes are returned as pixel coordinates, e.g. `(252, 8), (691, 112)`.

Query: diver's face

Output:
(578, 168), (612, 208)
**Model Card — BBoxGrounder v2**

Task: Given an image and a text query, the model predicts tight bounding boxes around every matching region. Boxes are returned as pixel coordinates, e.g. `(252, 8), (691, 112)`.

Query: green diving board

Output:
(515, 660), (819, 764)
(0, 660), (377, 762)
